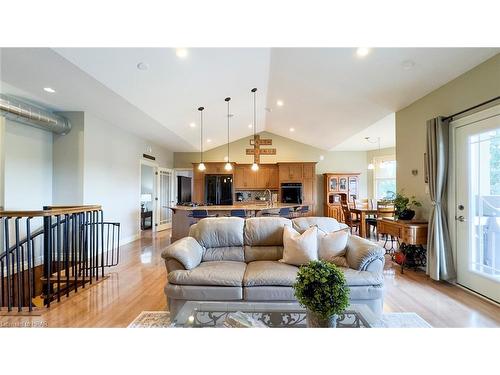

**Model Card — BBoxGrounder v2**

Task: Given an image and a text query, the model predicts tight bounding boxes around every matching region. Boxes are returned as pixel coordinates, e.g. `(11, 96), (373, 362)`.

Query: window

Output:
(373, 155), (396, 199)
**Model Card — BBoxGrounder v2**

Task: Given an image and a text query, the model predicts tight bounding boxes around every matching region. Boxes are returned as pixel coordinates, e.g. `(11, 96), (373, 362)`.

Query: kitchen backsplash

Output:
(235, 190), (279, 202)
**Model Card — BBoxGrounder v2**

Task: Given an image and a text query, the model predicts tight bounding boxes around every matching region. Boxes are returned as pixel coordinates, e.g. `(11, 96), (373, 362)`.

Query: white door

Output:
(454, 107), (500, 303)
(156, 168), (175, 231)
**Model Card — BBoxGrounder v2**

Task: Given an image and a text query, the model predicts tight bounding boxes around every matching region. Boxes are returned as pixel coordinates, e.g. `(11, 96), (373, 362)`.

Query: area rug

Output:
(128, 311), (432, 328)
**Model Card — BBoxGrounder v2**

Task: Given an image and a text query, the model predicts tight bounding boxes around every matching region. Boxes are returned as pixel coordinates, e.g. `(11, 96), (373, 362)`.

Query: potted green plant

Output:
(389, 191), (422, 220)
(293, 260), (350, 328)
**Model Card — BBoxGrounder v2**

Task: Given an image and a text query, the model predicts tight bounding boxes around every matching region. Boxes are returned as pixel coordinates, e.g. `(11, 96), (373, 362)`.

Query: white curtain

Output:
(426, 117), (455, 281)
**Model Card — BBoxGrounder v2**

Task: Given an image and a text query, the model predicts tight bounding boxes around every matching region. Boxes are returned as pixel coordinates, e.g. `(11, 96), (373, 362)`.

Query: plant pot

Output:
(306, 310), (338, 328)
(398, 209), (415, 220)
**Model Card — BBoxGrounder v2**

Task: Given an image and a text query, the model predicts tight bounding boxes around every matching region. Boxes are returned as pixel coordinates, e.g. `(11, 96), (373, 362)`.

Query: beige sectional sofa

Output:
(161, 216), (385, 318)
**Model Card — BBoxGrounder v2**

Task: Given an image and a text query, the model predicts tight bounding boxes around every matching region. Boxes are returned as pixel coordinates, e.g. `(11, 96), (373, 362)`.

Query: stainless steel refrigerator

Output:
(205, 175), (233, 205)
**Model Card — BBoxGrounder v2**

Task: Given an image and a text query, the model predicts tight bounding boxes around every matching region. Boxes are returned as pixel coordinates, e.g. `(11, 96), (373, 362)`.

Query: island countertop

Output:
(171, 203), (304, 212)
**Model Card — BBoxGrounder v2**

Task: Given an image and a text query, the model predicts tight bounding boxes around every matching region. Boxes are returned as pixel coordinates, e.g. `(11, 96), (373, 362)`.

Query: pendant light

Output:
(197, 106), (206, 171)
(251, 88), (259, 172)
(366, 137), (386, 170)
(224, 97), (233, 171)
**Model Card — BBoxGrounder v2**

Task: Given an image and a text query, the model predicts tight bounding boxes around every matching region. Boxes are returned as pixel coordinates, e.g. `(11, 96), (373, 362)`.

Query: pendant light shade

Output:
(224, 97), (232, 171)
(251, 87), (259, 172)
(197, 106), (206, 171)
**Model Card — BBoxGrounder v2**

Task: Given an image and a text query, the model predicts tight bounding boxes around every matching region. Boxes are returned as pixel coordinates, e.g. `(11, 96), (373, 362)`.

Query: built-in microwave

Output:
(281, 183), (302, 204)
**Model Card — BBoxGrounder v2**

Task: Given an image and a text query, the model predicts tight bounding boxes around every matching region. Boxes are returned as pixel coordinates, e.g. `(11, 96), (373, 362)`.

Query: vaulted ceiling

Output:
(1, 47), (498, 151)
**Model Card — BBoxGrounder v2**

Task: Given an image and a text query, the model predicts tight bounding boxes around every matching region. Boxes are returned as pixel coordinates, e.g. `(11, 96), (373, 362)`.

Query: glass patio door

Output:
(156, 168), (175, 231)
(455, 106), (500, 303)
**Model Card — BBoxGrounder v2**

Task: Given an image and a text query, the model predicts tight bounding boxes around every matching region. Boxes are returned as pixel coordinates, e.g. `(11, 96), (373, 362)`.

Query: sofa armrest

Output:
(161, 237), (203, 270)
(345, 235), (385, 272)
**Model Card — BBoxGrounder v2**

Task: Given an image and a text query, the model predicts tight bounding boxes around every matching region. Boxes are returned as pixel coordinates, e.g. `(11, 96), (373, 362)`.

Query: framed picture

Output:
(339, 178), (347, 191)
(329, 177), (338, 191)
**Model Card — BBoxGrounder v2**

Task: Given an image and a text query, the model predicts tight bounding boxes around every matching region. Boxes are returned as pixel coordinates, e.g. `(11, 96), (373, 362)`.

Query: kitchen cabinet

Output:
(278, 163), (303, 181)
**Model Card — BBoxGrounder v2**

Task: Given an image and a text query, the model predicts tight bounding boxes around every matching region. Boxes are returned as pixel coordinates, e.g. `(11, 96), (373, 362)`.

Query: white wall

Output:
(52, 111), (85, 205)
(140, 164), (154, 211)
(83, 113), (173, 243)
(4, 119), (53, 210)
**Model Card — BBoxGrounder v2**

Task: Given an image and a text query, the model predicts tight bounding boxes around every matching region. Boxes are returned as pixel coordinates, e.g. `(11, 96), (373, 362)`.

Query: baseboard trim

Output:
(120, 233), (140, 246)
(453, 282), (500, 307)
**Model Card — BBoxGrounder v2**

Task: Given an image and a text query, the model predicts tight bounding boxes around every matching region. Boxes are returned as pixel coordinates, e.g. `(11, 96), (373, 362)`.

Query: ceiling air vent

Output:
(0, 94), (71, 135)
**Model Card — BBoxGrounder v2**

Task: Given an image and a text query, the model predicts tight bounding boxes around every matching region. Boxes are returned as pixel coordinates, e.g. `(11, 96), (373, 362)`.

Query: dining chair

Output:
(367, 203), (395, 238)
(340, 200), (360, 234)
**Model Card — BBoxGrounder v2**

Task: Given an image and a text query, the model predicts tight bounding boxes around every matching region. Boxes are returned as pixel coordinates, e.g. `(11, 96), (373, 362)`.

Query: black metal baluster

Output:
(100, 211), (105, 278)
(4, 217), (12, 312)
(106, 221), (111, 266)
(64, 214), (70, 297)
(72, 213), (78, 293)
(89, 211), (93, 283)
(116, 224), (120, 265)
(26, 218), (33, 312)
(15, 218), (22, 311)
(56, 215), (61, 302)
(43, 215), (52, 307)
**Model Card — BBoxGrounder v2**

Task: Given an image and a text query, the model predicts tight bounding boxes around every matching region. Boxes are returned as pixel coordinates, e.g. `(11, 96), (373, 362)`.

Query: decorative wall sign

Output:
(246, 135), (276, 163)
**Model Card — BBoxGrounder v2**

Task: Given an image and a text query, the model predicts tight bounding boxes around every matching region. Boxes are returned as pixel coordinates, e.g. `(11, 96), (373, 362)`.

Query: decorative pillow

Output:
(317, 227), (349, 268)
(280, 226), (318, 266)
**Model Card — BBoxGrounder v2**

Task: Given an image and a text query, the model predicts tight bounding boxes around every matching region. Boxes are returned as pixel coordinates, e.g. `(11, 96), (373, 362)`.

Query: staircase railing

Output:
(0, 205), (120, 313)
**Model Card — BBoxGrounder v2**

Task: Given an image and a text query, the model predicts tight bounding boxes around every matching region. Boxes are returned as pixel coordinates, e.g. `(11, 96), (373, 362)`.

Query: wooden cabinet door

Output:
(257, 166), (270, 188)
(234, 166), (245, 189)
(303, 163), (314, 179)
(243, 166), (257, 188)
(278, 164), (290, 181)
(302, 178), (314, 204)
(268, 165), (279, 188)
(288, 164), (303, 181)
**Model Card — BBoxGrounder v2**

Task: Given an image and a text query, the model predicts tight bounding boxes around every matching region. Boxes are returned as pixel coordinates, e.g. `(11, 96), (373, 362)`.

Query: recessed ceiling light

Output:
(276, 100), (284, 107)
(137, 62), (149, 70)
(356, 47), (371, 58)
(248, 124), (253, 128)
(289, 127), (295, 132)
(401, 60), (416, 70)
(176, 48), (188, 59)
(206, 139), (212, 143)
(43, 87), (56, 93)
(189, 122), (196, 128)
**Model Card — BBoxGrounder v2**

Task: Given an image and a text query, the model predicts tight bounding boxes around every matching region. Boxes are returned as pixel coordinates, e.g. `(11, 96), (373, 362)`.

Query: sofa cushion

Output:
(281, 226), (318, 266)
(244, 245), (283, 262)
(243, 261), (299, 286)
(244, 217), (291, 246)
(292, 216), (348, 234)
(244, 286), (296, 301)
(189, 217), (244, 248)
(203, 246), (245, 262)
(168, 261), (246, 287)
(165, 284), (242, 301)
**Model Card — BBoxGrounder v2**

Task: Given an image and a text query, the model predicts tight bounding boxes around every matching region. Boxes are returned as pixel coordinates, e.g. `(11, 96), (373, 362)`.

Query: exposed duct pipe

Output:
(0, 94), (71, 135)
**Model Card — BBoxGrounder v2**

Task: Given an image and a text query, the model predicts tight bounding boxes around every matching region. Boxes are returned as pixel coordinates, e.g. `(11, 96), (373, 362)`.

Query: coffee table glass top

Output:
(172, 301), (380, 328)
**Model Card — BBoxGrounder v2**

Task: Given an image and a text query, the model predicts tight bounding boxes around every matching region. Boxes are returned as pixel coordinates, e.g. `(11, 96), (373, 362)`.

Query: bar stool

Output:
(229, 209), (248, 218)
(188, 209), (217, 226)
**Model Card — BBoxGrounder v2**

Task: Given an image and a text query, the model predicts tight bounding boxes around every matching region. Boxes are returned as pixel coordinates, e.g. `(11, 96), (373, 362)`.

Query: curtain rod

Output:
(443, 96), (500, 122)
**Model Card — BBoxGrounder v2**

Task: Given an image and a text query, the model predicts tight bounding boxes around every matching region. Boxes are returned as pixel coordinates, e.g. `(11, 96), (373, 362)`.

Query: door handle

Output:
(456, 215), (466, 222)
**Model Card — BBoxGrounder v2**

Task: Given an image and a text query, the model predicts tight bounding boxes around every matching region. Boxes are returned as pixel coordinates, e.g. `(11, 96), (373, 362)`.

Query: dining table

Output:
(350, 206), (378, 238)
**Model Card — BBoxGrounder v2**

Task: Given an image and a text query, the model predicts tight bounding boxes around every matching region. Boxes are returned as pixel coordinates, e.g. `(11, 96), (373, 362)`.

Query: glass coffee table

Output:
(172, 301), (380, 328)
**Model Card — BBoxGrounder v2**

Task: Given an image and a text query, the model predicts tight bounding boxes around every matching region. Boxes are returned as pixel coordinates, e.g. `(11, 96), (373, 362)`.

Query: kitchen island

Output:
(169, 203), (307, 242)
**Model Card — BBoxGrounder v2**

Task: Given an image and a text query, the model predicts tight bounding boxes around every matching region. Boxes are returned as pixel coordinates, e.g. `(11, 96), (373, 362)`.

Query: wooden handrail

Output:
(0, 205), (102, 218)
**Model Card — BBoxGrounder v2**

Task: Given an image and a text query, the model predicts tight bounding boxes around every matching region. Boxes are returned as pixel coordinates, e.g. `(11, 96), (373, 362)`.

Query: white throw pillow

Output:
(281, 226), (318, 266)
(317, 227), (349, 267)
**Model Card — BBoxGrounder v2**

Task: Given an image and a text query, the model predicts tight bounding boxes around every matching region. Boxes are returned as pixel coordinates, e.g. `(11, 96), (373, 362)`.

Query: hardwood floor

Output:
(1, 229), (499, 328)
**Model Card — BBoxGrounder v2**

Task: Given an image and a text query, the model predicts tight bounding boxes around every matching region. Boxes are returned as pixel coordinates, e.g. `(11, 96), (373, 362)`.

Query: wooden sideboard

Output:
(377, 218), (428, 245)
(377, 218), (428, 273)
(323, 172), (360, 222)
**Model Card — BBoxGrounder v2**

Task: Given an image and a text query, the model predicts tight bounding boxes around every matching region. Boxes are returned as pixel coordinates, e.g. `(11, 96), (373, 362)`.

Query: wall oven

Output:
(281, 183), (302, 204)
